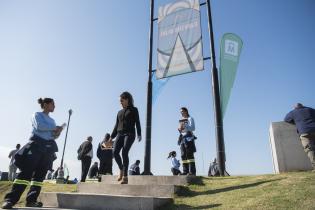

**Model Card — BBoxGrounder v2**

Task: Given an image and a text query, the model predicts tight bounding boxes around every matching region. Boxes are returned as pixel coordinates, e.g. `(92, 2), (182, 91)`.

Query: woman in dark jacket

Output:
(109, 92), (141, 184)
(97, 133), (113, 175)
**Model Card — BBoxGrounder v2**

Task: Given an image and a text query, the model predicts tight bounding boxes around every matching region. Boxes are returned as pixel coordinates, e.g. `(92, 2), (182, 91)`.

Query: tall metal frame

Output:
(143, 0), (226, 176)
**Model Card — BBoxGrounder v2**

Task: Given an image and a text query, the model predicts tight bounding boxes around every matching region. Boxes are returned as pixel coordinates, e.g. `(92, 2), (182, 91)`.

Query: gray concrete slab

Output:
(14, 208), (76, 210)
(40, 192), (172, 210)
(101, 175), (194, 185)
(269, 122), (313, 173)
(77, 182), (179, 197)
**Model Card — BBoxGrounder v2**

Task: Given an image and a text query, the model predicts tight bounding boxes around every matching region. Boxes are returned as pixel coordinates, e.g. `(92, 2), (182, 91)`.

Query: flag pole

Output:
(57, 109), (73, 182)
(206, 0), (226, 176)
(143, 0), (155, 175)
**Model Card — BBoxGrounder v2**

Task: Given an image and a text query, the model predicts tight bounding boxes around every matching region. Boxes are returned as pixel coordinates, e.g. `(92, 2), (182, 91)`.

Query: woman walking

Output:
(109, 92), (141, 184)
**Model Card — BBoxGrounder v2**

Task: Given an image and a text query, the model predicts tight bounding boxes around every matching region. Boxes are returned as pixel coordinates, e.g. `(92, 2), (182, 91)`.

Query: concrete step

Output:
(77, 182), (180, 197)
(40, 192), (172, 210)
(14, 208), (76, 210)
(101, 175), (194, 185)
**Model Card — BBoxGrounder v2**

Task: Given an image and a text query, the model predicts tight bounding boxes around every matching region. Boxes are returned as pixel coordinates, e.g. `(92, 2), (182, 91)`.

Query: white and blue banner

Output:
(156, 0), (204, 79)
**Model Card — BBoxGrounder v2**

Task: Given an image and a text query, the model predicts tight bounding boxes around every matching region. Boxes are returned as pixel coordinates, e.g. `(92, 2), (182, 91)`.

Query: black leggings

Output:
(113, 134), (135, 177)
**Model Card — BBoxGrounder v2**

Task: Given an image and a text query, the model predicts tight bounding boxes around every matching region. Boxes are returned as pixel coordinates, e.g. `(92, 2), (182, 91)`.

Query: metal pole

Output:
(206, 0), (226, 176)
(57, 109), (72, 181)
(143, 0), (154, 175)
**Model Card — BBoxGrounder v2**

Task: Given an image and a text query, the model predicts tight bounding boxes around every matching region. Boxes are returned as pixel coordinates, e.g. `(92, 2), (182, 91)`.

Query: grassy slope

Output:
(0, 172), (314, 209)
(165, 172), (315, 210)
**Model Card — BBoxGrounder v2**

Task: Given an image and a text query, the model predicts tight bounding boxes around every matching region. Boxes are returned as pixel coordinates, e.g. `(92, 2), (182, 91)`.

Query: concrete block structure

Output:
(269, 121), (312, 173)
(39, 175), (194, 210)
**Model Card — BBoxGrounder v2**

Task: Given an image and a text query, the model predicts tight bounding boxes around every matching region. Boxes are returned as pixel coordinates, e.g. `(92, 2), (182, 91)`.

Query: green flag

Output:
(220, 33), (243, 118)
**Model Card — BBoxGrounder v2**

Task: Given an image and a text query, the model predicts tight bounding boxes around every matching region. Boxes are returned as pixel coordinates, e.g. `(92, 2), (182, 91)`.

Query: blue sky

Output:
(0, 0), (314, 179)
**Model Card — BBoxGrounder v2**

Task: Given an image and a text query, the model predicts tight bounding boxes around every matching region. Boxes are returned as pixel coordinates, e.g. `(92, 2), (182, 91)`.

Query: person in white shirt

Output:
(8, 144), (21, 181)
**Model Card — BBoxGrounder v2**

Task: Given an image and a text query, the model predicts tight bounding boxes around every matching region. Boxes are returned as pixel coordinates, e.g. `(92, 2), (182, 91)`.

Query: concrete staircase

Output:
(39, 175), (194, 210)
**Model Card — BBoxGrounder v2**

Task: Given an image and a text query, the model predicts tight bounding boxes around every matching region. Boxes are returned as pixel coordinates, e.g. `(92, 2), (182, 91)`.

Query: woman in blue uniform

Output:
(178, 107), (197, 175)
(2, 98), (64, 209)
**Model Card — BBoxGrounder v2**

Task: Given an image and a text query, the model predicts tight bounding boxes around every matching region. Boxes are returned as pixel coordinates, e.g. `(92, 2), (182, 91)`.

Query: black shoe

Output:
(2, 201), (13, 209)
(25, 201), (43, 207)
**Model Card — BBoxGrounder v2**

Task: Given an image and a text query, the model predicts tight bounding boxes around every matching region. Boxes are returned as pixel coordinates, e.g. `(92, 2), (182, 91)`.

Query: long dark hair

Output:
(38, 98), (54, 108)
(120, 91), (134, 107)
(167, 151), (176, 159)
(180, 107), (190, 117)
(104, 133), (110, 142)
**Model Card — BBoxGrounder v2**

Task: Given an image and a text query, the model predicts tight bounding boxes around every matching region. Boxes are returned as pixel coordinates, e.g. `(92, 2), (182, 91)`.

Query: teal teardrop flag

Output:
(219, 33), (243, 118)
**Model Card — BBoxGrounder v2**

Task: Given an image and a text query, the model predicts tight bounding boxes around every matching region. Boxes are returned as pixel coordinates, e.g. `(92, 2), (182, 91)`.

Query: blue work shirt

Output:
(31, 112), (56, 140)
(171, 157), (180, 170)
(284, 106), (315, 135)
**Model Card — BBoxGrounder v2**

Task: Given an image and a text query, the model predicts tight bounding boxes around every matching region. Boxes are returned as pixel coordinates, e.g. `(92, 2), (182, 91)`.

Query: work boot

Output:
(25, 201), (43, 207)
(120, 176), (128, 184)
(2, 201), (13, 209)
(117, 170), (123, 182)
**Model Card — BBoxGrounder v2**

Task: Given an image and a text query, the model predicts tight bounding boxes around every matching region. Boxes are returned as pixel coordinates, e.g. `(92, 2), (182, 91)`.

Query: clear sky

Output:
(0, 0), (314, 179)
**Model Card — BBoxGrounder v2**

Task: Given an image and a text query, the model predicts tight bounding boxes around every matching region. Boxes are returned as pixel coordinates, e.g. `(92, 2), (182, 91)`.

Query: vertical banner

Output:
(220, 33), (243, 118)
(157, 0), (204, 79)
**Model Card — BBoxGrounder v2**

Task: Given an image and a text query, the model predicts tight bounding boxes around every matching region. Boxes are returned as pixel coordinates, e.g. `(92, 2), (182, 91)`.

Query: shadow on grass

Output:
(177, 178), (283, 197)
(160, 203), (221, 210)
(187, 176), (205, 186)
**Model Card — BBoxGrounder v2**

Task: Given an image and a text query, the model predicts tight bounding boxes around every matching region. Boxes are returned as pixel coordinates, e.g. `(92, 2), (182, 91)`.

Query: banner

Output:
(156, 0), (204, 79)
(219, 33), (243, 118)
(152, 72), (170, 105)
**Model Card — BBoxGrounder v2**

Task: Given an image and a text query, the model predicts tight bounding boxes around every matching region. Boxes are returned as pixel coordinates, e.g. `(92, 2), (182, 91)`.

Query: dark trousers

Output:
(81, 156), (92, 182)
(180, 141), (196, 175)
(113, 134), (135, 177)
(99, 158), (113, 175)
(4, 150), (50, 205)
(171, 168), (181, 175)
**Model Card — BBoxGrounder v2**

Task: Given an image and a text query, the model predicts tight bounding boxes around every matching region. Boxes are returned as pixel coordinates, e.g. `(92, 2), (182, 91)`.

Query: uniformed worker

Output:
(178, 107), (197, 175)
(2, 98), (64, 209)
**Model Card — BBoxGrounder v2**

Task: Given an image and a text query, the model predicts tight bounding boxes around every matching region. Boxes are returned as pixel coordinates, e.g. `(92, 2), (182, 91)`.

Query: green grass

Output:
(0, 181), (76, 207)
(163, 171), (315, 210)
(1, 172), (314, 209)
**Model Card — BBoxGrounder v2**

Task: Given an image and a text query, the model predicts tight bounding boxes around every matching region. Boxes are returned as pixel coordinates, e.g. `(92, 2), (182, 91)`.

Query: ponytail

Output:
(38, 98), (54, 108)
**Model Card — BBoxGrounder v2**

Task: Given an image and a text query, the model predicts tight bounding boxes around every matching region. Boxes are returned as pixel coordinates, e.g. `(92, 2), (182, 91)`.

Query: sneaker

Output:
(2, 201), (13, 209)
(25, 201), (43, 207)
